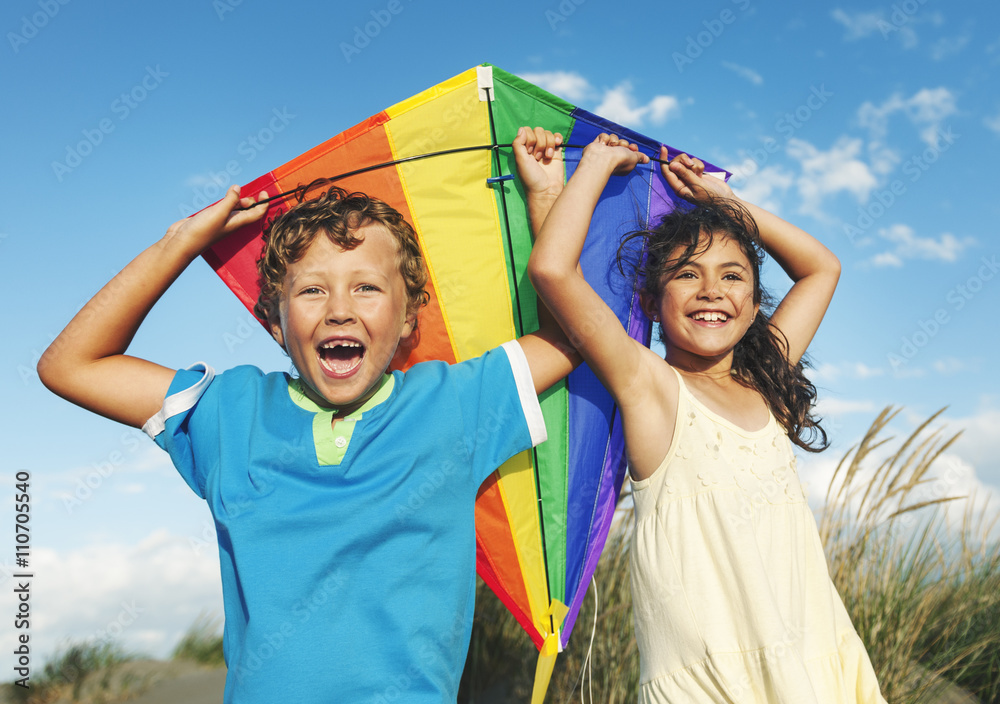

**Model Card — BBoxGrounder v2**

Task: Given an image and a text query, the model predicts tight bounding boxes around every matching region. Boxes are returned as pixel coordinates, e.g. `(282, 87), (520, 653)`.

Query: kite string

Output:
(563, 575), (599, 704)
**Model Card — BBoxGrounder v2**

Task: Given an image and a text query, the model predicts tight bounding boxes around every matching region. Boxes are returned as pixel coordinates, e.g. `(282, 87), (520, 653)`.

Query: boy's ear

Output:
(268, 313), (286, 349)
(399, 311), (417, 342)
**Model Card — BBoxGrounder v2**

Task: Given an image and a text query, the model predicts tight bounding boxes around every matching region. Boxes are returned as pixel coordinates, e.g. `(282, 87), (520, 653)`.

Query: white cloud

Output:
(594, 82), (680, 128)
(830, 8), (918, 48)
(786, 137), (878, 215)
(812, 362), (886, 383)
(871, 251), (903, 267)
(830, 9), (885, 40)
(949, 403), (1000, 487)
(515, 72), (680, 129)
(930, 34), (971, 60)
(985, 111), (1000, 135)
(815, 398), (882, 419)
(728, 162), (794, 215)
(932, 357), (970, 375)
(647, 95), (681, 124)
(858, 87), (958, 148)
(0, 531), (222, 672)
(868, 223), (975, 266)
(721, 61), (763, 85)
(517, 71), (593, 102)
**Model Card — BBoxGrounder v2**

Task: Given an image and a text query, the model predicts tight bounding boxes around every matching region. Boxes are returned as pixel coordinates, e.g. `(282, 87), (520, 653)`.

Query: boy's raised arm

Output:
(37, 186), (269, 429)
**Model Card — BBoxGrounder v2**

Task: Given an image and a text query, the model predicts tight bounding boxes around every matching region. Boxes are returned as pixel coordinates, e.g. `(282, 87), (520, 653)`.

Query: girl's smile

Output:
(646, 234), (759, 371)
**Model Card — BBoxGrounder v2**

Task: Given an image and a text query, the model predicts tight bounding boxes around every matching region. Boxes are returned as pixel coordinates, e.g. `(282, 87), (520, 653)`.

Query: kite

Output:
(202, 64), (726, 702)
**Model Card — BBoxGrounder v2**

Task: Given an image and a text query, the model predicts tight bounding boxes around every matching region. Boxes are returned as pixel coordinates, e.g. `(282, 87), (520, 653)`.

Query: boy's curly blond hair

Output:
(254, 184), (429, 325)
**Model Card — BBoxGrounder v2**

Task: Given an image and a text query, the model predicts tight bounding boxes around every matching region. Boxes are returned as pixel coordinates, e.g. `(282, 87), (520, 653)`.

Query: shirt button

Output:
(335, 437), (347, 448)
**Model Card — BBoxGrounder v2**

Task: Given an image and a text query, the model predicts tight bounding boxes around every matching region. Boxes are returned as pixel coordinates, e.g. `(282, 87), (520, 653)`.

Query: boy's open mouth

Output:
(318, 340), (365, 376)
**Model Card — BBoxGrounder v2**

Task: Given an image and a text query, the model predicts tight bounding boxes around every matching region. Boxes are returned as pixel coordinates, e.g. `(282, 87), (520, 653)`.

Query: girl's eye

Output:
(357, 284), (381, 293)
(675, 271), (696, 280)
(300, 286), (323, 295)
(723, 273), (743, 281)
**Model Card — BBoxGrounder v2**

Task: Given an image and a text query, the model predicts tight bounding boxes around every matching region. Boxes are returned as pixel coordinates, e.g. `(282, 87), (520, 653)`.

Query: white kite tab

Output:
(477, 65), (494, 101)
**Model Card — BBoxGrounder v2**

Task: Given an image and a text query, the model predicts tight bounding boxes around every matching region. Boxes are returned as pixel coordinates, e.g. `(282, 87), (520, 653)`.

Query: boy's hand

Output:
(513, 126), (565, 201)
(164, 185), (270, 255)
(661, 148), (734, 203)
(581, 133), (649, 176)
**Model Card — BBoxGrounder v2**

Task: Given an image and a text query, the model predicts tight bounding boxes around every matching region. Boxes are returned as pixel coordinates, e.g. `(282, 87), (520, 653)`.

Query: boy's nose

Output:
(324, 293), (356, 325)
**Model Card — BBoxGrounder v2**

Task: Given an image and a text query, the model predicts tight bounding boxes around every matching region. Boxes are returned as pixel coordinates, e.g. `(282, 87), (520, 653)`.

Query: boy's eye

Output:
(357, 284), (381, 293)
(300, 286), (323, 295)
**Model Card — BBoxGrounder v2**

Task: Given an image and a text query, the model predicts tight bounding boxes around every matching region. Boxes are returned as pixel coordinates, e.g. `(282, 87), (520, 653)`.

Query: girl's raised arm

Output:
(527, 135), (659, 407)
(662, 150), (840, 366)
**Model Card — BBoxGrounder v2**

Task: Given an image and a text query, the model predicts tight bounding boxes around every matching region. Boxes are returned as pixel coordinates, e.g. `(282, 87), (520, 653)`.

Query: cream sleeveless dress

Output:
(629, 369), (886, 703)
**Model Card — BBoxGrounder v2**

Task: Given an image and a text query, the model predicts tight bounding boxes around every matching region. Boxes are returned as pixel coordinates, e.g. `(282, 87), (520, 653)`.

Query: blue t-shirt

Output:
(144, 341), (545, 703)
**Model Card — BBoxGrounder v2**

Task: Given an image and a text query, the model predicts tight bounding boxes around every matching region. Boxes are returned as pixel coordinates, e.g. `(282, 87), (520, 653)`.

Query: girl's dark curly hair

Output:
(619, 197), (829, 452)
(254, 183), (429, 325)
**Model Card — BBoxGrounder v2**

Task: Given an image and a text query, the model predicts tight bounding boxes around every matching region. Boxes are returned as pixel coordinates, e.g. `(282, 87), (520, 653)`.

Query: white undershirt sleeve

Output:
(141, 363), (216, 439)
(500, 341), (547, 447)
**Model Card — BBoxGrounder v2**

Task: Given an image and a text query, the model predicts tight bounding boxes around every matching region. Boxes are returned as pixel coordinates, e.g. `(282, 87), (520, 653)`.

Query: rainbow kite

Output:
(204, 64), (725, 701)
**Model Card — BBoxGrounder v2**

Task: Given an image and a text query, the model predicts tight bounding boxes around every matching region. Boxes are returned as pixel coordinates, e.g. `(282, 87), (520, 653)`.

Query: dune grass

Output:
(3, 640), (136, 704)
(171, 615), (225, 668)
(460, 407), (1000, 703)
(820, 407), (1000, 704)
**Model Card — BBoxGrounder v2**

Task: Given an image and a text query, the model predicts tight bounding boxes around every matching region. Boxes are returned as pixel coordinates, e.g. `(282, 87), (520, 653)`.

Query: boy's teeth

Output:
(321, 341), (361, 348)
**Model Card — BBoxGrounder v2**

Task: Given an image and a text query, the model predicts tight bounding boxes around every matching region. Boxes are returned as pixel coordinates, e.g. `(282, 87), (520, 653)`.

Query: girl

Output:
(527, 133), (886, 703)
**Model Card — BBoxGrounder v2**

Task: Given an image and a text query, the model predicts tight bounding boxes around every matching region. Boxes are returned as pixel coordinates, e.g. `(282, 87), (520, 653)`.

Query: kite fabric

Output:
(202, 63), (727, 701)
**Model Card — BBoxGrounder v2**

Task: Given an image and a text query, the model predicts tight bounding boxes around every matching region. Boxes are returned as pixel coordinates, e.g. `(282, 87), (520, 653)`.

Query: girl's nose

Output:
(698, 279), (721, 299)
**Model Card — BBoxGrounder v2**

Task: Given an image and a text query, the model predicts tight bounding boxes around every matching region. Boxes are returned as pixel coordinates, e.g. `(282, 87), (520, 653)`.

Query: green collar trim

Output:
(287, 374), (395, 466)
(287, 374), (395, 417)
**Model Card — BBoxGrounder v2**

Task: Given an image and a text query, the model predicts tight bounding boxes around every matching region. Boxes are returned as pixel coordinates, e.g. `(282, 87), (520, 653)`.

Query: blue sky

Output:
(3, 0), (999, 672)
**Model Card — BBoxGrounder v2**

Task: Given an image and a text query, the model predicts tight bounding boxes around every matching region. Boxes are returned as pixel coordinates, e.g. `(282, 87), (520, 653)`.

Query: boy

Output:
(38, 127), (571, 703)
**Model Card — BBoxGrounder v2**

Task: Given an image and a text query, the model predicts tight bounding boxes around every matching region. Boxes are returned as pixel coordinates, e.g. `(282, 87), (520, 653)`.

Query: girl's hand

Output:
(582, 133), (650, 176)
(163, 185), (270, 255)
(661, 148), (734, 203)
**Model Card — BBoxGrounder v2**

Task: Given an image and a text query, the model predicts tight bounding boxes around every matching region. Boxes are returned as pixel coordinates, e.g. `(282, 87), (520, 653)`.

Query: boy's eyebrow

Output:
(288, 267), (394, 283)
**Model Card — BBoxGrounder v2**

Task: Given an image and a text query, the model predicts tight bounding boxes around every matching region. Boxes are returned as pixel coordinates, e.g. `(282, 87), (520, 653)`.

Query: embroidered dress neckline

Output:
(674, 368), (774, 438)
